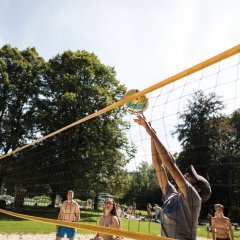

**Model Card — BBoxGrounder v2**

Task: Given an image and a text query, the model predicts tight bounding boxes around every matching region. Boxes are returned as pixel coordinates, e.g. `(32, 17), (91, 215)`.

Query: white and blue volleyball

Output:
(123, 89), (149, 114)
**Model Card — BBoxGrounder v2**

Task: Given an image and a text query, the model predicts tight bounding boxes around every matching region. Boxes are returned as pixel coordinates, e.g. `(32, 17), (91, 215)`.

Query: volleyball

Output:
(123, 89), (149, 114)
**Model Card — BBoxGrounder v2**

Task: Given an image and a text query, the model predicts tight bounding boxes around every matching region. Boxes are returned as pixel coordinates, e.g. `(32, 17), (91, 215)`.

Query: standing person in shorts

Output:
(56, 190), (80, 240)
(131, 201), (136, 216)
(146, 203), (153, 219)
(211, 204), (234, 240)
(134, 115), (211, 240)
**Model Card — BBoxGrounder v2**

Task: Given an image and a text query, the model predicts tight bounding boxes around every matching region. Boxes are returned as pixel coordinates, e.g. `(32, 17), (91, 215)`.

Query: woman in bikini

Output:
(91, 198), (121, 240)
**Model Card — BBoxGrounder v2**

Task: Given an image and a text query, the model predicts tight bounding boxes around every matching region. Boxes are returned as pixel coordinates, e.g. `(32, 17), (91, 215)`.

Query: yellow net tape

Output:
(0, 209), (174, 240)
(0, 44), (239, 161)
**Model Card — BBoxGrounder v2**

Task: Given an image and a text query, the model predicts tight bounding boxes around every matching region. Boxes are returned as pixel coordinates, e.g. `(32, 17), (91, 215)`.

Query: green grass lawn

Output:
(0, 207), (160, 235)
(0, 206), (239, 239)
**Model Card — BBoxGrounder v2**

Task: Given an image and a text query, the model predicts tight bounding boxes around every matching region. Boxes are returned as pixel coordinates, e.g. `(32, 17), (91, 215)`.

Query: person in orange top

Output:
(211, 204), (234, 240)
(146, 203), (152, 219)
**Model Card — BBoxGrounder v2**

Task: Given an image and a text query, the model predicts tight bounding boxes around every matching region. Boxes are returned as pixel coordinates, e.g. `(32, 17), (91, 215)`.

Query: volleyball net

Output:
(0, 45), (239, 239)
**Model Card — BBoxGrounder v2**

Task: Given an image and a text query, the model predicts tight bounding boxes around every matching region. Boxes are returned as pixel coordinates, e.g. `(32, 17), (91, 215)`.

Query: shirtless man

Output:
(211, 204), (234, 240)
(56, 190), (80, 240)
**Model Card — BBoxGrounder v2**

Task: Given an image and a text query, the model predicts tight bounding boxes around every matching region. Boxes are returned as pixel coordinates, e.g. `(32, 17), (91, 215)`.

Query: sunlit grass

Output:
(0, 206), (239, 239)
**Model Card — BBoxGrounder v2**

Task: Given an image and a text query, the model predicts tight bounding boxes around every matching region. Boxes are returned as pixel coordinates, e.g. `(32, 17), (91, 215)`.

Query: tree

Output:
(31, 50), (133, 204)
(229, 109), (240, 219)
(0, 45), (45, 154)
(0, 45), (45, 190)
(209, 110), (240, 219)
(174, 91), (224, 175)
(1, 47), (135, 207)
(123, 161), (162, 209)
(174, 91), (240, 219)
(231, 109), (240, 140)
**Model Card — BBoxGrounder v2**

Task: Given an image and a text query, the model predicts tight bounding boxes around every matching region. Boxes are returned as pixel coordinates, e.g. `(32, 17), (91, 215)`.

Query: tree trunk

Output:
(94, 193), (98, 210)
(50, 192), (56, 208)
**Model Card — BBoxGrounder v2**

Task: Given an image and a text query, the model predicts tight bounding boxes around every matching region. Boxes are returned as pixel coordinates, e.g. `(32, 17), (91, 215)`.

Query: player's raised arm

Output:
(134, 115), (188, 197)
(150, 135), (168, 195)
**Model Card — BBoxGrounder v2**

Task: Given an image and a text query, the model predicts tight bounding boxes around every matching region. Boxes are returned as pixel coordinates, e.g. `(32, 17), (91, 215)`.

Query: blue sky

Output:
(1, 0), (239, 90)
(1, 0), (240, 169)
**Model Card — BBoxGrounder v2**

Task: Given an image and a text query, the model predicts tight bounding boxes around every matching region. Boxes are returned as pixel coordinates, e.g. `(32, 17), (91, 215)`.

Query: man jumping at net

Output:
(56, 190), (80, 240)
(134, 115), (211, 240)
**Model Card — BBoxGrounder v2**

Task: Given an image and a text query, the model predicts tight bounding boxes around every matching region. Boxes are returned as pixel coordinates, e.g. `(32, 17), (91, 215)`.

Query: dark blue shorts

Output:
(56, 226), (76, 238)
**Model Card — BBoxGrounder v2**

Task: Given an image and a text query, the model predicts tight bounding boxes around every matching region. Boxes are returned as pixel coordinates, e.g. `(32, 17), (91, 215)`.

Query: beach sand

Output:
(0, 233), (209, 240)
(0, 233), (95, 240)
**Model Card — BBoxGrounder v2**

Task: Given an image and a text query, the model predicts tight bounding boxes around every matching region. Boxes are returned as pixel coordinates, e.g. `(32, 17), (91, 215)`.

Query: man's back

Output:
(161, 182), (201, 240)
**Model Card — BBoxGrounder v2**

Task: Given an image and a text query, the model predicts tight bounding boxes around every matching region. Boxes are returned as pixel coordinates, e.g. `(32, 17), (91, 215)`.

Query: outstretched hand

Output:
(133, 115), (148, 127)
(133, 114), (156, 136)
